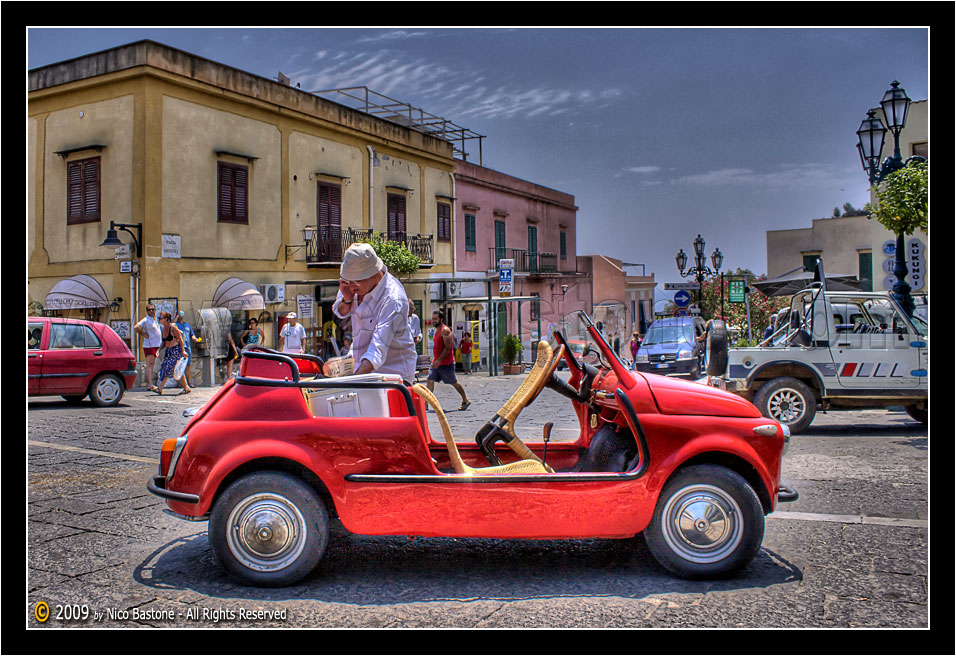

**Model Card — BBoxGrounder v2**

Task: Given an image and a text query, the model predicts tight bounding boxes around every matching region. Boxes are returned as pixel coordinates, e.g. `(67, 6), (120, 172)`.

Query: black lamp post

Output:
(855, 80), (926, 317)
(676, 234), (722, 316)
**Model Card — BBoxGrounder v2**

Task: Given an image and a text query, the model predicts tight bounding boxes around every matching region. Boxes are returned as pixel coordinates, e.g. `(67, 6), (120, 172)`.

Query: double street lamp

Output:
(675, 234), (723, 316)
(855, 80), (926, 316)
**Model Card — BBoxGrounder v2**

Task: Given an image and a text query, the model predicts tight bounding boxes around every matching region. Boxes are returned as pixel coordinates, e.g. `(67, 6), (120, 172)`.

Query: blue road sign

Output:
(673, 290), (691, 307)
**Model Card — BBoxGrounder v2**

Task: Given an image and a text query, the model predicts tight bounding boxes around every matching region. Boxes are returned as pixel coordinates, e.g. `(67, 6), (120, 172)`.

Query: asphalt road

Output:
(26, 372), (932, 632)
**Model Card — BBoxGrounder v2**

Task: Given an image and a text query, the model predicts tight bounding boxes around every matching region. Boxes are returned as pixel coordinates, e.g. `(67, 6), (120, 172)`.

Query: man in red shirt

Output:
(426, 309), (471, 410)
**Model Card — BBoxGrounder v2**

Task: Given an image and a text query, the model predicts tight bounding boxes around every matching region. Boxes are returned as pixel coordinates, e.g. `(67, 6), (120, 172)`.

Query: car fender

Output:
(647, 431), (779, 513)
(745, 360), (827, 395)
(183, 437), (332, 517)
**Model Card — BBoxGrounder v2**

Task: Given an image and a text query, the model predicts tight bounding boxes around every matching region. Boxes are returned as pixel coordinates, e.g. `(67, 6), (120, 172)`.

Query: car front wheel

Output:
(209, 471), (329, 587)
(644, 464), (764, 579)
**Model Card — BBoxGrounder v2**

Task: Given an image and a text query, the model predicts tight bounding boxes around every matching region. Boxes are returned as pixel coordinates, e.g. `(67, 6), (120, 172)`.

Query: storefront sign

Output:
(498, 259), (513, 297)
(297, 294), (314, 320)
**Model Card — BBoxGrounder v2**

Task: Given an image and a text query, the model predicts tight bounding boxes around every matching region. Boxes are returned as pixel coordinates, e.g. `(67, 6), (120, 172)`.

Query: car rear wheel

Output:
(89, 373), (124, 407)
(209, 471), (328, 587)
(645, 464), (764, 579)
(752, 376), (816, 434)
(904, 402), (927, 424)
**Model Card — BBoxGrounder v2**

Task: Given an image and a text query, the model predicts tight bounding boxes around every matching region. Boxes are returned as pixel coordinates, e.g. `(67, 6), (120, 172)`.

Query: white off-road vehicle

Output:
(708, 285), (927, 433)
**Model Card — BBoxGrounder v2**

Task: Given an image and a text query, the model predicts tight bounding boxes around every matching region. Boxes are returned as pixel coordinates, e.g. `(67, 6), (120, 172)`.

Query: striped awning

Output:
(43, 275), (109, 310)
(212, 277), (264, 311)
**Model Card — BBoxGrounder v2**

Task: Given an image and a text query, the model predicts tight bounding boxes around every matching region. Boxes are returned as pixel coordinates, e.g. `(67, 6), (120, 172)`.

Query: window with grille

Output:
(437, 202), (451, 242)
(218, 162), (249, 224)
(560, 230), (567, 260)
(464, 213), (476, 252)
(67, 157), (101, 225)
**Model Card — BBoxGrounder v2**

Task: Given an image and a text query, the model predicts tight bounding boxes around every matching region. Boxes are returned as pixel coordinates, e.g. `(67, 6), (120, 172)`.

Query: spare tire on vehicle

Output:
(705, 319), (729, 376)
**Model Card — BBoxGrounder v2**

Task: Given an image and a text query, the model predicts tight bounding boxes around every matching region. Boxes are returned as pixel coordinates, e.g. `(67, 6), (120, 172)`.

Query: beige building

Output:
(29, 41), (458, 382)
(766, 99), (928, 296)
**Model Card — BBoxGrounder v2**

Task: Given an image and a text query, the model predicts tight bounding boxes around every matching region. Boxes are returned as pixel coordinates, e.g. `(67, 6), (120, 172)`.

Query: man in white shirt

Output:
(408, 300), (423, 347)
(279, 313), (307, 354)
(134, 304), (162, 391)
(333, 243), (416, 384)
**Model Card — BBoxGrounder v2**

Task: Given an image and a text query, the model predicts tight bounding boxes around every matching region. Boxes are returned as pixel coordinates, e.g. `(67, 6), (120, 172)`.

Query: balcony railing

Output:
(489, 248), (558, 274)
(306, 226), (433, 266)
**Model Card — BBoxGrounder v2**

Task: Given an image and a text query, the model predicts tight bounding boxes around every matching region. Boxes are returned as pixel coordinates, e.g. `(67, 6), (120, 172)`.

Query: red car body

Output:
(28, 317), (137, 406)
(149, 315), (795, 586)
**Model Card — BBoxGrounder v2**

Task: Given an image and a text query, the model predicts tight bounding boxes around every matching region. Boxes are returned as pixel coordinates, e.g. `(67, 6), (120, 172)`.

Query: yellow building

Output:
(29, 40), (459, 382)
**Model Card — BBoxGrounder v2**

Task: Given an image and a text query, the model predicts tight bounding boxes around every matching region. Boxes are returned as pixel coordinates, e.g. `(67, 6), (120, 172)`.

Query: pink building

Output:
(451, 161), (591, 365)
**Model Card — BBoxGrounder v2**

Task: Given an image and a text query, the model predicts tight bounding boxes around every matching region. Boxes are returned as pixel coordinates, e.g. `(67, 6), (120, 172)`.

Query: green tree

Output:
(696, 269), (789, 344)
(359, 233), (421, 279)
(863, 160), (928, 236)
(863, 160), (927, 316)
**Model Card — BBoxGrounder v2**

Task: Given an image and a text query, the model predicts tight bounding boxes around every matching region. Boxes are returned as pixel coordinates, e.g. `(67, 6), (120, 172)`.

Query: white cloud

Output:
(289, 48), (624, 121)
(672, 164), (847, 190)
(626, 166), (662, 174)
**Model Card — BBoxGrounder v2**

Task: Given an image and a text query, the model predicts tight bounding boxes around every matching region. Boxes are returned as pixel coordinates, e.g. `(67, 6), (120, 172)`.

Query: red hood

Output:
(640, 373), (761, 418)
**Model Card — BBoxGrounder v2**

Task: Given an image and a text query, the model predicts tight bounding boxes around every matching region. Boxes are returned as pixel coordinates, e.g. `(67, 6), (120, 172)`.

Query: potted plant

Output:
(500, 334), (522, 375)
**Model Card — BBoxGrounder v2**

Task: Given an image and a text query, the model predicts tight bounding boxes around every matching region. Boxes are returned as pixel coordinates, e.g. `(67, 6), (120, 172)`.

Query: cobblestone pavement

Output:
(26, 371), (930, 631)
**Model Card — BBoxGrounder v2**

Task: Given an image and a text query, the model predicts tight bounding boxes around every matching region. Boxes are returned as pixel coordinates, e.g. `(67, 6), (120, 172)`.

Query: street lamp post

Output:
(675, 235), (722, 317)
(855, 80), (927, 317)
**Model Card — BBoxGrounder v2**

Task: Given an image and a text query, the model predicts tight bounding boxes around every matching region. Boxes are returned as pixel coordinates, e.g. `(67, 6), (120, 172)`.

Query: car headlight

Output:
(677, 348), (694, 360)
(636, 353), (648, 363)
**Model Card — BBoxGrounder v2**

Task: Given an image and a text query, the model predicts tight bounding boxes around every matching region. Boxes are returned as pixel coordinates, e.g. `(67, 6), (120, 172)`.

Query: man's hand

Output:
(338, 279), (355, 302)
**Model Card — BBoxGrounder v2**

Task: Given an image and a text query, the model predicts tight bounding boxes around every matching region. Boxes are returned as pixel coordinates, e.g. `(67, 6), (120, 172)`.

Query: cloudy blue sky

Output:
(27, 26), (930, 300)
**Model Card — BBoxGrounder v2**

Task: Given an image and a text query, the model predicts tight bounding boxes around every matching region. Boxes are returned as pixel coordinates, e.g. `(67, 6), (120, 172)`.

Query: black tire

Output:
(904, 403), (927, 424)
(209, 471), (329, 587)
(752, 376), (817, 434)
(705, 319), (729, 377)
(645, 464), (764, 579)
(88, 373), (125, 407)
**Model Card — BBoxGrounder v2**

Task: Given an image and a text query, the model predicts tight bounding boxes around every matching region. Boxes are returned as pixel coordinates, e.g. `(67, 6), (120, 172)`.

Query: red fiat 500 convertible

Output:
(148, 312), (795, 586)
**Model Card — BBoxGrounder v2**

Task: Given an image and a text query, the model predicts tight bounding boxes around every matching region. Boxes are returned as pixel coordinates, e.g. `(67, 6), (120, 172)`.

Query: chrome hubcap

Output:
(226, 493), (306, 572)
(95, 377), (121, 403)
(661, 484), (743, 564)
(768, 388), (805, 424)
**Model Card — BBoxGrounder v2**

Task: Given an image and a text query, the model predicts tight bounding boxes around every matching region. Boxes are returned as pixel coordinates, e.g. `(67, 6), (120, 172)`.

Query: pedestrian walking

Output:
(223, 330), (239, 382)
(426, 309), (471, 410)
(408, 300), (423, 347)
(279, 313), (307, 354)
(241, 317), (262, 348)
(134, 303), (162, 392)
(629, 331), (642, 371)
(175, 311), (199, 388)
(459, 330), (473, 375)
(154, 311), (191, 395)
(332, 243), (417, 383)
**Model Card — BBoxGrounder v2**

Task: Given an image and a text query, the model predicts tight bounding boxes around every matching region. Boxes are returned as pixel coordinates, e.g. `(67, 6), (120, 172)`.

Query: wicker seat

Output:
(413, 384), (549, 475)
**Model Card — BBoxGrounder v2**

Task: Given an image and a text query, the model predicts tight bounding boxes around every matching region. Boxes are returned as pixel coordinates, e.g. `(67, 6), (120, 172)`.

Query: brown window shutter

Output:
(67, 157), (101, 224)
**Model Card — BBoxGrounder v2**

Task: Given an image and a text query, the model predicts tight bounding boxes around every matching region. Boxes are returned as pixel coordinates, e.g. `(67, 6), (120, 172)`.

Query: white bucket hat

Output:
(340, 243), (384, 281)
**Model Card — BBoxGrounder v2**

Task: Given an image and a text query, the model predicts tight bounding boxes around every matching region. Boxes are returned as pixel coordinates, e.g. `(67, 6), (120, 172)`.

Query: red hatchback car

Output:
(149, 312), (796, 586)
(28, 317), (137, 406)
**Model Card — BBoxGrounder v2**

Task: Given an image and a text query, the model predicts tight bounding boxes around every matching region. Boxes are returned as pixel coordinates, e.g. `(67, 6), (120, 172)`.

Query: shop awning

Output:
(44, 275), (109, 310)
(212, 277), (264, 310)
